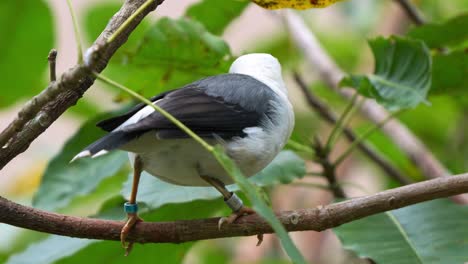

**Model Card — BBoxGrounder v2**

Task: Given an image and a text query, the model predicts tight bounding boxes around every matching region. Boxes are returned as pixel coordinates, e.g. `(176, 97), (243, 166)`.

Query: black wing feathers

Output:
(96, 90), (175, 132)
(97, 74), (276, 140)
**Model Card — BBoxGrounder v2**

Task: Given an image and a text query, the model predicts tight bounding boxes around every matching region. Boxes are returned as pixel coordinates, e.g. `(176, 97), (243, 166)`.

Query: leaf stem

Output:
(289, 182), (331, 191)
(334, 111), (401, 166)
(306, 171), (324, 177)
(107, 0), (155, 44)
(66, 0), (83, 64)
(324, 92), (359, 152)
(94, 73), (214, 152)
(286, 139), (315, 155)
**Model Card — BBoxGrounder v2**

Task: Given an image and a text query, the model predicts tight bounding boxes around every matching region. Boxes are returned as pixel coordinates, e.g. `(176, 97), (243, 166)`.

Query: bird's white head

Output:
(229, 53), (287, 95)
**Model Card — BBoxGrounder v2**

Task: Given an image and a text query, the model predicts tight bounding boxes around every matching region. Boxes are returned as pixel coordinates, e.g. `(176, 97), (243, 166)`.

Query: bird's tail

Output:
(70, 131), (137, 162)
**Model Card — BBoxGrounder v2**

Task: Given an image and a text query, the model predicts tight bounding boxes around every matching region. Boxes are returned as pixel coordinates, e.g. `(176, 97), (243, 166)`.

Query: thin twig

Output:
(66, 0), (83, 63)
(1, 173), (468, 243)
(289, 182), (331, 191)
(394, 0), (426, 25)
(107, 0), (155, 43)
(287, 139), (315, 155)
(293, 73), (412, 185)
(47, 49), (57, 82)
(313, 137), (346, 198)
(0, 0), (164, 169)
(325, 92), (358, 151)
(334, 111), (400, 166)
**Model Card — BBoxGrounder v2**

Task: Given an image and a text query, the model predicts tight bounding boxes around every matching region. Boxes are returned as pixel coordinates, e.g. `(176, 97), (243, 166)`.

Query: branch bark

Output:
(1, 174), (467, 243)
(0, 0), (164, 169)
(281, 11), (462, 200)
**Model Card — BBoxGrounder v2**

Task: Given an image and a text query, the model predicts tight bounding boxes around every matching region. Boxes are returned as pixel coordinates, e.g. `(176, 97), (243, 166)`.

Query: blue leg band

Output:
(124, 202), (138, 214)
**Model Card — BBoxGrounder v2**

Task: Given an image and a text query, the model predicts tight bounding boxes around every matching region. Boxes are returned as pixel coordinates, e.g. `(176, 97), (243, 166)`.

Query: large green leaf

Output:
(341, 36), (432, 111)
(101, 17), (232, 99)
(185, 0), (249, 35)
(33, 116), (128, 211)
(121, 151), (305, 210)
(0, 0), (54, 107)
(335, 199), (468, 264)
(431, 49), (468, 95)
(7, 199), (222, 264)
(408, 13), (468, 49)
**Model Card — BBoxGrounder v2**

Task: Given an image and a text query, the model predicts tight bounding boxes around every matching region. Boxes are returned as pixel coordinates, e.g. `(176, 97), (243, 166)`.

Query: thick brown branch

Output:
(0, 0), (164, 169)
(1, 174), (468, 243)
(293, 73), (412, 185)
(282, 11), (459, 194)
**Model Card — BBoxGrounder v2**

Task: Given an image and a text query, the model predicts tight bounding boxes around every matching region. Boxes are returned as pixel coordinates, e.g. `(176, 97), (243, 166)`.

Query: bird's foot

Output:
(218, 205), (255, 229)
(218, 206), (264, 246)
(121, 203), (143, 256)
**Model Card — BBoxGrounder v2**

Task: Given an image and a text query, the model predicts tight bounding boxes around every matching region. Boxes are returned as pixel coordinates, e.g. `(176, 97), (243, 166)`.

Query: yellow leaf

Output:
(251, 0), (343, 9)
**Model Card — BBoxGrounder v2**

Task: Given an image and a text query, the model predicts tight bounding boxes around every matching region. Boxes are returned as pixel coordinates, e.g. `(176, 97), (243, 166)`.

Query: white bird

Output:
(72, 53), (294, 253)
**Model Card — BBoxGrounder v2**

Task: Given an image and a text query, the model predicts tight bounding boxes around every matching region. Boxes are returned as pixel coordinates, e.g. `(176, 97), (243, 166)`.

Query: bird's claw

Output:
(217, 206), (263, 245)
(120, 213), (143, 256)
(218, 206), (255, 230)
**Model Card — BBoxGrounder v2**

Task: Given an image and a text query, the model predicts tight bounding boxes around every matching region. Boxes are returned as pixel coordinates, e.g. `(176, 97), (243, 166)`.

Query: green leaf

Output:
(431, 49), (468, 95)
(121, 151), (305, 210)
(252, 150), (306, 185)
(7, 199), (222, 264)
(33, 116), (128, 211)
(212, 147), (306, 264)
(185, 0), (249, 35)
(62, 170), (128, 216)
(58, 241), (192, 264)
(0, 0), (54, 107)
(102, 17), (232, 99)
(334, 199), (468, 264)
(408, 13), (468, 49)
(6, 236), (93, 264)
(341, 36), (432, 111)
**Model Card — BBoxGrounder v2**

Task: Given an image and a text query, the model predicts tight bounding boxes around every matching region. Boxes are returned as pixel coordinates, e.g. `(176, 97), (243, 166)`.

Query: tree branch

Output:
(281, 11), (460, 196)
(47, 49), (57, 82)
(0, 0), (164, 169)
(293, 73), (412, 185)
(394, 0), (426, 25)
(312, 137), (346, 198)
(1, 174), (468, 243)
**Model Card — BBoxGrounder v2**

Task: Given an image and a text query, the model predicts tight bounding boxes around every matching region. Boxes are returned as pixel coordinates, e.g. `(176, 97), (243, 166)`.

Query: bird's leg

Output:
(200, 176), (254, 227)
(121, 155), (144, 256)
(200, 175), (263, 245)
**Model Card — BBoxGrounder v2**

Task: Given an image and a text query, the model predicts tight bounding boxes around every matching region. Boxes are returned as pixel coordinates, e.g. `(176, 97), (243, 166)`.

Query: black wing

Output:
(78, 74), (277, 156)
(96, 90), (175, 132)
(100, 74), (277, 140)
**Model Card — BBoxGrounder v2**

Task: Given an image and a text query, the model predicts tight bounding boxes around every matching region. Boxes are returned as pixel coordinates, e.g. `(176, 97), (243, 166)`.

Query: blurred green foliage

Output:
(0, 0), (53, 107)
(1, 0), (467, 263)
(186, 0), (249, 35)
